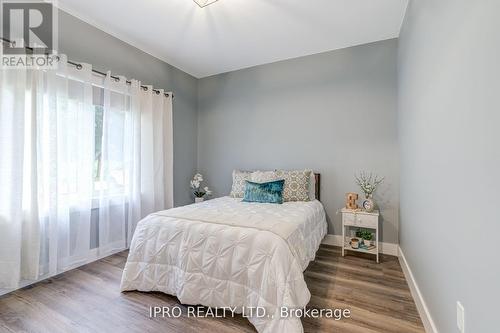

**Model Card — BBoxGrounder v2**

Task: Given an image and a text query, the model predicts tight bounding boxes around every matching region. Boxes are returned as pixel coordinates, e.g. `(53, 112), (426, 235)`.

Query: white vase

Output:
(195, 197), (204, 203)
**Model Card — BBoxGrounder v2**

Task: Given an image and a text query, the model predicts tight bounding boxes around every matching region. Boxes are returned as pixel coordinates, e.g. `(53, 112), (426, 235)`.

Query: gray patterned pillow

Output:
(229, 170), (252, 198)
(275, 169), (312, 202)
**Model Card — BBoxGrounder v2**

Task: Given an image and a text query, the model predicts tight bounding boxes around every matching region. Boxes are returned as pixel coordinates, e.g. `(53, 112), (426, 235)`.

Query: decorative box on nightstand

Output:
(341, 208), (380, 263)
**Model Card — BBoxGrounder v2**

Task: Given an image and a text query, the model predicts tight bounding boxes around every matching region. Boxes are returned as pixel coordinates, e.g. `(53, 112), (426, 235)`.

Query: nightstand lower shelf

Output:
(343, 242), (378, 255)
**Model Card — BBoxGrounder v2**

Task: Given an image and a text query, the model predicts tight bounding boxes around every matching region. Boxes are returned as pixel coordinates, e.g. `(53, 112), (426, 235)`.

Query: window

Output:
(91, 86), (130, 196)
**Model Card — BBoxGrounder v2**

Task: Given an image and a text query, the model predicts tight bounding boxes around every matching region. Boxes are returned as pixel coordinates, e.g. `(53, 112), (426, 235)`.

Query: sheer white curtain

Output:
(0, 57), (173, 293)
(37, 56), (96, 275)
(0, 65), (39, 287)
(138, 85), (174, 220)
(97, 74), (174, 254)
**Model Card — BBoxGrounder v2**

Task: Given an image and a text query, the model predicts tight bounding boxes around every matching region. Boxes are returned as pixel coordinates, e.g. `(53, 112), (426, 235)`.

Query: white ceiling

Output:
(57, 0), (408, 78)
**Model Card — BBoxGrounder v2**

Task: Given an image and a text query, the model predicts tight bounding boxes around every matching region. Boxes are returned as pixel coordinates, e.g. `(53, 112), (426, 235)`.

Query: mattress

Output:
(120, 196), (327, 333)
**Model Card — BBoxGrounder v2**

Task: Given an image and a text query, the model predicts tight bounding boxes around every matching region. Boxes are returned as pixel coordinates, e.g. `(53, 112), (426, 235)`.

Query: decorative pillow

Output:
(251, 170), (278, 183)
(275, 169), (312, 202)
(242, 180), (285, 204)
(230, 170), (252, 198)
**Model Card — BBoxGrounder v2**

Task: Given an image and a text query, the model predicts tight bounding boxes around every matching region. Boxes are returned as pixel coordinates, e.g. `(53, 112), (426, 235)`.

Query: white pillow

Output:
(251, 170), (278, 183)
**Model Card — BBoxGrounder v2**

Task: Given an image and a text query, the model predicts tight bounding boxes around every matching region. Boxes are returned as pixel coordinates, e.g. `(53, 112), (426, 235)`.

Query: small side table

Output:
(341, 208), (380, 263)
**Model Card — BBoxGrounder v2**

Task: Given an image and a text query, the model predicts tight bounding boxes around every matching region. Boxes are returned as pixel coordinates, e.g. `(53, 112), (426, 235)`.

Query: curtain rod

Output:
(1, 37), (173, 98)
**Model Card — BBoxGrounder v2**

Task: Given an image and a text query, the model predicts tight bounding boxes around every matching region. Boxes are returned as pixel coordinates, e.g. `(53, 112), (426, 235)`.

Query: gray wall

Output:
(198, 39), (399, 243)
(398, 0), (499, 332)
(57, 10), (198, 206)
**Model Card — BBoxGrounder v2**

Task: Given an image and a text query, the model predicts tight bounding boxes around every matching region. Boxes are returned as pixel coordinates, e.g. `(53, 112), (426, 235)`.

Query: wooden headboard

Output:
(314, 173), (320, 201)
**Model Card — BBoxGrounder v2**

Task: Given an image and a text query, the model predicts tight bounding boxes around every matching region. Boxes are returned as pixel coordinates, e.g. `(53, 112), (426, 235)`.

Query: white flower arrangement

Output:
(190, 173), (212, 198)
(355, 171), (384, 198)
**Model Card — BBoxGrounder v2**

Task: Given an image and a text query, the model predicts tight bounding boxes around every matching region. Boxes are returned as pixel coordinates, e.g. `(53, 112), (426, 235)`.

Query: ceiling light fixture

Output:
(193, 0), (219, 8)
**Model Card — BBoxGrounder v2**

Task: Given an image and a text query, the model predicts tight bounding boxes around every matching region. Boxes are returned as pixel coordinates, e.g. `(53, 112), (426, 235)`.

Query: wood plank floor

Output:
(0, 245), (424, 333)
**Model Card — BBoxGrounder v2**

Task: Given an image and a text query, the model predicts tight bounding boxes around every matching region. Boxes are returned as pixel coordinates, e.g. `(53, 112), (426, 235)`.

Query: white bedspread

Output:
(120, 196), (327, 333)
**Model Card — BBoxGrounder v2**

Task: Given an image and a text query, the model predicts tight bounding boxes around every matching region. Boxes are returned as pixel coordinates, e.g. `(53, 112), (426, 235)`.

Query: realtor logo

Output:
(1, 0), (58, 68)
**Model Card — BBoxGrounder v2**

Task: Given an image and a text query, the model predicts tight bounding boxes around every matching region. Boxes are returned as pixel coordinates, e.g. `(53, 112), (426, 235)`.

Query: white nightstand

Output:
(341, 208), (380, 263)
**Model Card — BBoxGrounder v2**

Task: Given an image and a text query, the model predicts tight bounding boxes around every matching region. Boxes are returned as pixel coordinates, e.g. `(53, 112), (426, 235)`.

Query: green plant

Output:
(356, 228), (373, 241)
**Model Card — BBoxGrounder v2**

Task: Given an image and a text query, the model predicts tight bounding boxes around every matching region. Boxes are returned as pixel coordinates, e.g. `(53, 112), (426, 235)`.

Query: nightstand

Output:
(341, 208), (380, 263)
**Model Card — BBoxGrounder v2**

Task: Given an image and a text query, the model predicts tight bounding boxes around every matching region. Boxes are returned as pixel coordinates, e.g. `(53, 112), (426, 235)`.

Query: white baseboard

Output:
(398, 246), (438, 333)
(321, 234), (399, 256)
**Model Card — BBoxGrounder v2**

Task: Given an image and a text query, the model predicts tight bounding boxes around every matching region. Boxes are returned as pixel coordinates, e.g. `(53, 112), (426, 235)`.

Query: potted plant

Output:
(355, 172), (384, 212)
(190, 173), (212, 203)
(363, 233), (373, 247)
(356, 228), (373, 248)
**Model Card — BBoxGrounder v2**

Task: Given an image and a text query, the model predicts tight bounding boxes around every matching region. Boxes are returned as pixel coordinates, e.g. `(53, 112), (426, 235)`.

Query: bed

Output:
(120, 174), (327, 333)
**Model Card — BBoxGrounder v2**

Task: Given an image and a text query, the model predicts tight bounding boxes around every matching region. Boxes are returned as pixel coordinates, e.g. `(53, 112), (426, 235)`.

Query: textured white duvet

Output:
(120, 196), (327, 333)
